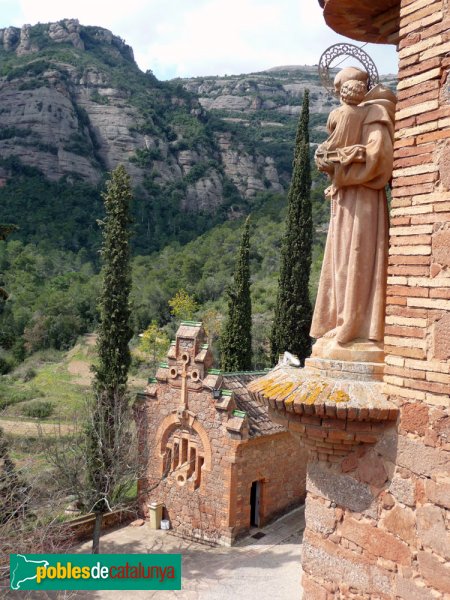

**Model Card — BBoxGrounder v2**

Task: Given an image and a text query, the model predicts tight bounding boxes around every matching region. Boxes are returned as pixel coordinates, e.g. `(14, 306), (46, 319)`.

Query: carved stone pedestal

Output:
(247, 357), (399, 461)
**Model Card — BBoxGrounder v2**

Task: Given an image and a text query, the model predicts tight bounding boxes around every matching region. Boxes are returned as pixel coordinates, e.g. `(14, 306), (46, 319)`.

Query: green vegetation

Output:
(93, 165), (133, 396)
(221, 216), (252, 372)
(271, 90), (313, 364)
(87, 165), (134, 553)
(0, 22), (331, 373)
(21, 400), (54, 419)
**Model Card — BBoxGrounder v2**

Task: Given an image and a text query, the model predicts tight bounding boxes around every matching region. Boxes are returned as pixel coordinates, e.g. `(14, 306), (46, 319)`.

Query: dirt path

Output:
(67, 359), (93, 385)
(0, 419), (73, 436)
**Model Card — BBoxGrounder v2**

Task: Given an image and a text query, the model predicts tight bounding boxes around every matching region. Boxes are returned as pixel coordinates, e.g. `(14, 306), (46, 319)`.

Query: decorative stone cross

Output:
(169, 351), (201, 413)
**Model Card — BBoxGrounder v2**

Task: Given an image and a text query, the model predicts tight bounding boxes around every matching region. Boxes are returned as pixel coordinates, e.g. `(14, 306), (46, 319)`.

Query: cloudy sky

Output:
(0, 0), (398, 80)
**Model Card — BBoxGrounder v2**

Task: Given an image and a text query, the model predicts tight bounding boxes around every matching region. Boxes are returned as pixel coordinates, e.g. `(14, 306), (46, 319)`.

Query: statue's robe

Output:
(310, 101), (394, 344)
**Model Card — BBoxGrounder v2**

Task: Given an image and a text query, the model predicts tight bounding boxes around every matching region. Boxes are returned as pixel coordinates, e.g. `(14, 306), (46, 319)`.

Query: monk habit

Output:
(310, 95), (395, 344)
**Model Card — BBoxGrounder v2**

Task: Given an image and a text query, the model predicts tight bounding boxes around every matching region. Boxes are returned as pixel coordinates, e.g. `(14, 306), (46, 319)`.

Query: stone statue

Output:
(311, 67), (396, 362)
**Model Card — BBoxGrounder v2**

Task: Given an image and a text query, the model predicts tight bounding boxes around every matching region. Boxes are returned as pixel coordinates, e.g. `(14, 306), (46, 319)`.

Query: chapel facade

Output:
(135, 322), (307, 545)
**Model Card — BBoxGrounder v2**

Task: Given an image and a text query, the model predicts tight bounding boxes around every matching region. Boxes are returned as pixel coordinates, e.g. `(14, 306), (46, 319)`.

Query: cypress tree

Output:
(270, 89), (313, 365)
(87, 165), (133, 553)
(221, 216), (252, 372)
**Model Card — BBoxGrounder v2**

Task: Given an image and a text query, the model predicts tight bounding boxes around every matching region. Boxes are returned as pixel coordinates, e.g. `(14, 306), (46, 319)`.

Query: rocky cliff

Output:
(0, 20), (396, 255)
(0, 20), (233, 217)
(0, 21), (344, 214)
(179, 66), (339, 195)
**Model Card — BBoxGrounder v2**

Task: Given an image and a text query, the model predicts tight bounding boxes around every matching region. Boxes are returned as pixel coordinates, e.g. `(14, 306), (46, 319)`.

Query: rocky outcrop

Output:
(0, 21), (395, 215)
(216, 132), (283, 198)
(48, 20), (84, 50)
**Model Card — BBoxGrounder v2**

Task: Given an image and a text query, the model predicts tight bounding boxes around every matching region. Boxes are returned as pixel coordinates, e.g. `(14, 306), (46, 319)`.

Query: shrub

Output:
(22, 401), (54, 419)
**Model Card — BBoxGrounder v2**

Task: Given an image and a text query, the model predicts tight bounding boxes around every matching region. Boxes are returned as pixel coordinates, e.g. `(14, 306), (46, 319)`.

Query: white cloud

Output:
(0, 0), (398, 79)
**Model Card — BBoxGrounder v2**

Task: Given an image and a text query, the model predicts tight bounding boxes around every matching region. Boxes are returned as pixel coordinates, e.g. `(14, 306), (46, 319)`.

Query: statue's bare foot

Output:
(323, 328), (338, 339)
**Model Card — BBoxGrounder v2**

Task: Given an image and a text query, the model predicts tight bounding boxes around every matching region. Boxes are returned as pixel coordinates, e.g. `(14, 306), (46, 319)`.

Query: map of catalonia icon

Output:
(10, 555), (49, 590)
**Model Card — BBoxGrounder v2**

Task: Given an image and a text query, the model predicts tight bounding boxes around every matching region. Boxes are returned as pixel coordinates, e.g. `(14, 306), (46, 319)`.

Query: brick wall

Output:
(137, 385), (236, 545)
(230, 432), (307, 539)
(137, 384), (306, 545)
(301, 1), (449, 597)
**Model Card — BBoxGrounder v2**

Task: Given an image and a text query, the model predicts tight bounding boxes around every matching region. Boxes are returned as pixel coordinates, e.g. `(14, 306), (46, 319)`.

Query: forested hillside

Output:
(0, 19), (393, 371)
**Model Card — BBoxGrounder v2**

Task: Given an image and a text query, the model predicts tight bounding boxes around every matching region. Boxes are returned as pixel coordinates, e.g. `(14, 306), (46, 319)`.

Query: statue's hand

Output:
(315, 145), (335, 175)
(316, 156), (335, 175)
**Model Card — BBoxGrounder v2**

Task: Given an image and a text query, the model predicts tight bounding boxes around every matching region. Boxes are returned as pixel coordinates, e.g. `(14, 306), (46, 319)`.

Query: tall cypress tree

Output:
(87, 165), (133, 553)
(270, 89), (313, 365)
(221, 216), (252, 372)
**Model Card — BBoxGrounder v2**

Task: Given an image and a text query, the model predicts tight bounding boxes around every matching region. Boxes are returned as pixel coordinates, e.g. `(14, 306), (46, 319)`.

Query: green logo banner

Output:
(10, 554), (182, 590)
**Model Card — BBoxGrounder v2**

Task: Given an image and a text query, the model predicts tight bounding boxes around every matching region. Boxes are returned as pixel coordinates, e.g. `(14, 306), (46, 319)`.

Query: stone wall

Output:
(137, 384), (235, 545)
(230, 432), (307, 539)
(301, 0), (450, 597)
(137, 381), (306, 546)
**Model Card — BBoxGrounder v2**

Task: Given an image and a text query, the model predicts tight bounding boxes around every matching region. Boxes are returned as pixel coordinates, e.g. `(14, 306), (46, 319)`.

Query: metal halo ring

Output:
(318, 43), (379, 95)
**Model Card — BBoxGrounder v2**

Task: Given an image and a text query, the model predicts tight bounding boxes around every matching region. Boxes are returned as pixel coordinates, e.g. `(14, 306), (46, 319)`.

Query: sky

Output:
(0, 0), (398, 80)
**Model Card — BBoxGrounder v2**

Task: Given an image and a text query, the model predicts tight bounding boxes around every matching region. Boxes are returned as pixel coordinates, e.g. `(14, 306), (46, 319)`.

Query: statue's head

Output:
(340, 80), (367, 105)
(334, 67), (368, 96)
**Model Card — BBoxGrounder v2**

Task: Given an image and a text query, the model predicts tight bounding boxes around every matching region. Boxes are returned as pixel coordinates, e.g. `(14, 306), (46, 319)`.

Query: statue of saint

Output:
(311, 67), (396, 361)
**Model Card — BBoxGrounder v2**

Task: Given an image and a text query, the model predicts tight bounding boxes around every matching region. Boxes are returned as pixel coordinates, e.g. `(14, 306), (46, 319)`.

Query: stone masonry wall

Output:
(137, 382), (306, 545)
(302, 0), (449, 598)
(230, 432), (307, 540)
(137, 384), (237, 545)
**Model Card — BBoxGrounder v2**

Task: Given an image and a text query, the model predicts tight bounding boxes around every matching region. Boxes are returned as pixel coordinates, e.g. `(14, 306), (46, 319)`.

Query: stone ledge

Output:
(247, 360), (399, 459)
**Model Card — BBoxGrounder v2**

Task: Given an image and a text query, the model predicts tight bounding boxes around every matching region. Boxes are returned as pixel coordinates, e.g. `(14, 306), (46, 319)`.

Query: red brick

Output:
(391, 196), (412, 208)
(305, 426), (328, 440)
(398, 32), (420, 50)
(430, 288), (450, 299)
(394, 137), (416, 149)
(393, 172), (439, 187)
(416, 107), (450, 125)
(397, 80), (439, 102)
(390, 234), (432, 245)
(385, 365), (426, 379)
(384, 345), (427, 359)
(418, 129), (450, 144)
(345, 422), (372, 433)
(421, 18), (450, 40)
(321, 418), (346, 430)
(387, 286), (429, 298)
(389, 255), (431, 266)
(394, 153), (433, 168)
(395, 116), (417, 131)
(301, 415), (322, 425)
(390, 217), (411, 226)
(395, 142), (434, 158)
(388, 265), (429, 276)
(412, 212), (450, 224)
(405, 378), (450, 395)
(398, 57), (441, 79)
(384, 325), (426, 338)
(386, 296), (408, 306)
(397, 89), (440, 110)
(327, 430), (355, 442)
(391, 182), (435, 196)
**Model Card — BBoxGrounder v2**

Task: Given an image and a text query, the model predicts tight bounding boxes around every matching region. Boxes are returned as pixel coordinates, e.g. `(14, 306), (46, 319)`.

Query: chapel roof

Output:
(222, 372), (286, 438)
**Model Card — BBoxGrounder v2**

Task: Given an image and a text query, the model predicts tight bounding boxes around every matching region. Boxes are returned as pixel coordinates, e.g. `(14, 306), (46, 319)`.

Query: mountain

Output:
(0, 20), (347, 255)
